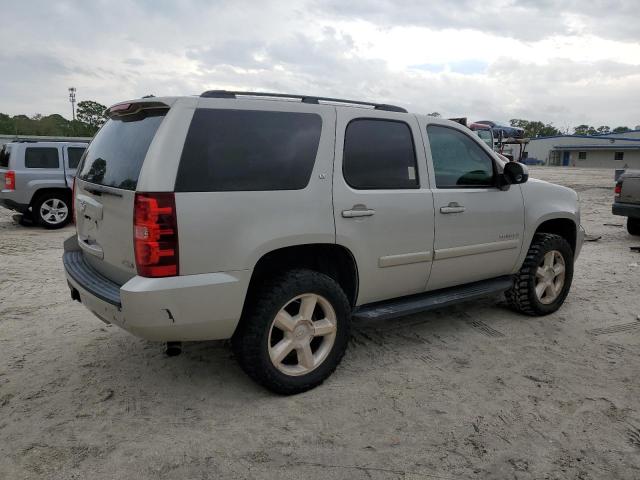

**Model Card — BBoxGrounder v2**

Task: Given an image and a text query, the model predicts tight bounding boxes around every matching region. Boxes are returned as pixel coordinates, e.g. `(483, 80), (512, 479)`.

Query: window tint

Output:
(67, 147), (86, 169)
(25, 147), (60, 169)
(78, 109), (166, 190)
(343, 119), (418, 189)
(176, 109), (322, 192)
(427, 125), (495, 188)
(0, 145), (11, 168)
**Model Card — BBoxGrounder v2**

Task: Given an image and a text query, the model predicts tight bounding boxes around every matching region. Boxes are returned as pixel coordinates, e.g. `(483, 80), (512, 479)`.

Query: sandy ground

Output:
(1, 167), (639, 479)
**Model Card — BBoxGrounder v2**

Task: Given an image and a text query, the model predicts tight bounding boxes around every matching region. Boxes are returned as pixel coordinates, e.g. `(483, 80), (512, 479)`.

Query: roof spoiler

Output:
(105, 100), (169, 119)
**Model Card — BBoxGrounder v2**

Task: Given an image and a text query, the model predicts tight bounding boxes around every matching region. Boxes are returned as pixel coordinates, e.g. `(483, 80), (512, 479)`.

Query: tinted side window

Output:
(0, 145), (11, 168)
(343, 119), (418, 189)
(427, 125), (495, 188)
(176, 109), (322, 192)
(25, 147), (60, 169)
(67, 147), (86, 169)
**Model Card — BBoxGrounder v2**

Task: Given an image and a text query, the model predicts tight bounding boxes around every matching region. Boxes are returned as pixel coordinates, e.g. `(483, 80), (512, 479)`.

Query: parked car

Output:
(613, 170), (640, 235)
(475, 120), (525, 139)
(63, 92), (584, 394)
(0, 141), (87, 228)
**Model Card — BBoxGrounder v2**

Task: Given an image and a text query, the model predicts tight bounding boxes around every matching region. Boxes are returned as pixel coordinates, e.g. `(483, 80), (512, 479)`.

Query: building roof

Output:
(530, 130), (640, 142)
(553, 144), (640, 150)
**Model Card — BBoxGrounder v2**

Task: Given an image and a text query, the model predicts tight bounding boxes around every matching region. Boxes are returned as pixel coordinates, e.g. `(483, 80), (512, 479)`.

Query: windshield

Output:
(475, 129), (493, 149)
(77, 109), (166, 190)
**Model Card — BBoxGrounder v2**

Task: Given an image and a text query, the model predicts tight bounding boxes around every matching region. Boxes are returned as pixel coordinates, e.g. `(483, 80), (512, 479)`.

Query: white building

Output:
(526, 129), (640, 169)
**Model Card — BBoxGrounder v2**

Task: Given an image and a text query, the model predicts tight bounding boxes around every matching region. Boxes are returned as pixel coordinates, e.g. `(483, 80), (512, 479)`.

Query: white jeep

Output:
(63, 91), (584, 394)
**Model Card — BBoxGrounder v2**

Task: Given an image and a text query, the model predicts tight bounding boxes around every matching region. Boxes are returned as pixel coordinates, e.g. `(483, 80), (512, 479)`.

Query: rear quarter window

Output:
(0, 145), (11, 168)
(67, 147), (86, 169)
(175, 109), (322, 192)
(78, 110), (166, 190)
(25, 147), (60, 169)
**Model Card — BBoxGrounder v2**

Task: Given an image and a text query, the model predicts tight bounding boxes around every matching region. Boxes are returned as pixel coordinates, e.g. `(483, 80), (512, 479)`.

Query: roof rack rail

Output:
(200, 90), (407, 113)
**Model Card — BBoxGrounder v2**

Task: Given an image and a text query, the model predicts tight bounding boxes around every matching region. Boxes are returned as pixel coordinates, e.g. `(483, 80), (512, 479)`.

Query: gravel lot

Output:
(1, 167), (639, 479)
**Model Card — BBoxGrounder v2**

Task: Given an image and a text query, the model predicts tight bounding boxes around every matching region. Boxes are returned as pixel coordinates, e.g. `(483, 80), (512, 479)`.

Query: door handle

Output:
(342, 205), (375, 218)
(440, 202), (465, 214)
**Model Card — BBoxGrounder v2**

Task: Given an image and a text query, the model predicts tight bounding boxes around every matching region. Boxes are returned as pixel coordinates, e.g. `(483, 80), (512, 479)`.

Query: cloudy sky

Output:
(2, 0), (640, 129)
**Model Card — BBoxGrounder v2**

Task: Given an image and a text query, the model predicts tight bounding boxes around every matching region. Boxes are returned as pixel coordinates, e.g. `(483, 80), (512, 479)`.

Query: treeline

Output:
(509, 119), (635, 138)
(0, 100), (107, 137)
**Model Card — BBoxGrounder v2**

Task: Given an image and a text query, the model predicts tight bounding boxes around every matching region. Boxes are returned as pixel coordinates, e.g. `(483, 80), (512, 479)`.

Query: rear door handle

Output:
(342, 205), (375, 218)
(440, 202), (465, 214)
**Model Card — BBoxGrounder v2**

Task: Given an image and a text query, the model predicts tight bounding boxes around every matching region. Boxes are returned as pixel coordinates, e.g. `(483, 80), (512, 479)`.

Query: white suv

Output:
(63, 91), (584, 394)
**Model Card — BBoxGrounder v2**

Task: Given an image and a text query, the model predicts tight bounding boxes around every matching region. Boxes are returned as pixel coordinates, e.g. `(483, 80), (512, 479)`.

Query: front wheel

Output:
(232, 269), (351, 395)
(33, 193), (71, 229)
(628, 217), (640, 236)
(506, 233), (574, 316)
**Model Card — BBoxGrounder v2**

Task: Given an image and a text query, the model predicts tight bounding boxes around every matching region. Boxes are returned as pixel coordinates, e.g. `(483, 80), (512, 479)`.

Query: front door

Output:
(421, 122), (525, 291)
(333, 111), (435, 305)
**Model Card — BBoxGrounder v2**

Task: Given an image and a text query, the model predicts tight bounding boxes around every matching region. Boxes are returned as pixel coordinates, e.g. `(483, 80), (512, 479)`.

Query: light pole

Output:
(68, 87), (77, 121)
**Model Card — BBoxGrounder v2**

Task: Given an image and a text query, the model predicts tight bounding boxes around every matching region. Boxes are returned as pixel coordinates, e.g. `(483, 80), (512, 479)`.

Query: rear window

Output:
(78, 110), (166, 190)
(0, 145), (11, 168)
(175, 109), (322, 192)
(343, 119), (419, 190)
(67, 147), (86, 169)
(25, 147), (60, 169)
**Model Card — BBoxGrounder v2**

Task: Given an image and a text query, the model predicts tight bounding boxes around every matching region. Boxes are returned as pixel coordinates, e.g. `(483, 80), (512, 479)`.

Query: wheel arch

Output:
(533, 216), (577, 253)
(243, 243), (359, 311)
(30, 187), (72, 207)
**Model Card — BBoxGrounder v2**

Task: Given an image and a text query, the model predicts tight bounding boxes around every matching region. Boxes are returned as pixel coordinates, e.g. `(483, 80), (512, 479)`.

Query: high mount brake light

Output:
(134, 193), (179, 277)
(4, 170), (15, 191)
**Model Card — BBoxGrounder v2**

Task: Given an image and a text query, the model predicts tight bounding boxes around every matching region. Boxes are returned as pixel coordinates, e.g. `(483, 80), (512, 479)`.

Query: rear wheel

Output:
(232, 269), (351, 395)
(505, 233), (574, 316)
(34, 193), (71, 229)
(627, 217), (640, 236)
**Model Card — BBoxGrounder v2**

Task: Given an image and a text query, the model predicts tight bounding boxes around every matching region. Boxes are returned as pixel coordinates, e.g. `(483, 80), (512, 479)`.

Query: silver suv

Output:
(0, 141), (87, 228)
(63, 91), (584, 394)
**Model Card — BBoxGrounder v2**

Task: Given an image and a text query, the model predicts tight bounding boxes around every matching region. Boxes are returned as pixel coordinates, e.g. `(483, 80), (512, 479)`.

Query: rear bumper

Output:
(0, 197), (29, 214)
(63, 235), (251, 341)
(612, 202), (640, 218)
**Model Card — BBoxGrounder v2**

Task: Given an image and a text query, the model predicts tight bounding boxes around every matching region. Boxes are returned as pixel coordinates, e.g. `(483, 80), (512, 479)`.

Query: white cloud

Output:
(0, 0), (639, 128)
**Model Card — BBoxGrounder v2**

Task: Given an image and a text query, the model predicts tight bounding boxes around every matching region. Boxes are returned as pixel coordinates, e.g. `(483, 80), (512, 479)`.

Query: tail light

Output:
(614, 182), (622, 198)
(134, 193), (179, 277)
(72, 177), (77, 224)
(4, 171), (15, 191)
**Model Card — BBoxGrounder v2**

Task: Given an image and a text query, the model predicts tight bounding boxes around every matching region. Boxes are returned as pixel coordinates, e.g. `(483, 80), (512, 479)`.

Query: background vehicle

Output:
(63, 92), (583, 394)
(613, 170), (640, 235)
(0, 141), (87, 228)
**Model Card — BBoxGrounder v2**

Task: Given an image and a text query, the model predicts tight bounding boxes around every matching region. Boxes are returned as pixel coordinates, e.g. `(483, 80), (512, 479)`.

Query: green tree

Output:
(612, 126), (631, 134)
(596, 125), (610, 134)
(509, 119), (561, 138)
(76, 100), (107, 130)
(427, 112), (441, 117)
(573, 124), (597, 135)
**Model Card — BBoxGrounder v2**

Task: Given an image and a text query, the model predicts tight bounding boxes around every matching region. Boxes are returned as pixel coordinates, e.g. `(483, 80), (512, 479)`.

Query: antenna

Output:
(68, 87), (77, 121)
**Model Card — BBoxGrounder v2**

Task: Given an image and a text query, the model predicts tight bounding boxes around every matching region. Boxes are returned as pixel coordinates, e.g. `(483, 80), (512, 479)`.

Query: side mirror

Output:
(499, 162), (529, 190)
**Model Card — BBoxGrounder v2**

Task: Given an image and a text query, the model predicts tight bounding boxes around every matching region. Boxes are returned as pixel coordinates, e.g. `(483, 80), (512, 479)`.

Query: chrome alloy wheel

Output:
(40, 198), (69, 225)
(535, 250), (566, 304)
(268, 293), (337, 376)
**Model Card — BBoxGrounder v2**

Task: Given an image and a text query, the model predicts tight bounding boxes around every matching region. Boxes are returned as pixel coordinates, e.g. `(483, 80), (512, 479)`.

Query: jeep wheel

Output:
(627, 217), (640, 236)
(505, 233), (574, 316)
(34, 194), (70, 229)
(232, 269), (351, 395)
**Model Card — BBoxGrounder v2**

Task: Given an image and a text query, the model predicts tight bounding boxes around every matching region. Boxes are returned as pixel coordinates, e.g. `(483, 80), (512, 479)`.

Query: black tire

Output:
(232, 269), (351, 395)
(505, 233), (574, 316)
(627, 217), (640, 236)
(33, 192), (71, 229)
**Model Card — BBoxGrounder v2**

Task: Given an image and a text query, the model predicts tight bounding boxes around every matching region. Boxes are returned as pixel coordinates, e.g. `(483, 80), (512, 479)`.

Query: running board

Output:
(353, 276), (514, 322)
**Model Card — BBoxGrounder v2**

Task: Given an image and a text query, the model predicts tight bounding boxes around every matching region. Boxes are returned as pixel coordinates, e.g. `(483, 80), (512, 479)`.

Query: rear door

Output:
(333, 111), (435, 305)
(75, 106), (168, 284)
(421, 121), (524, 291)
